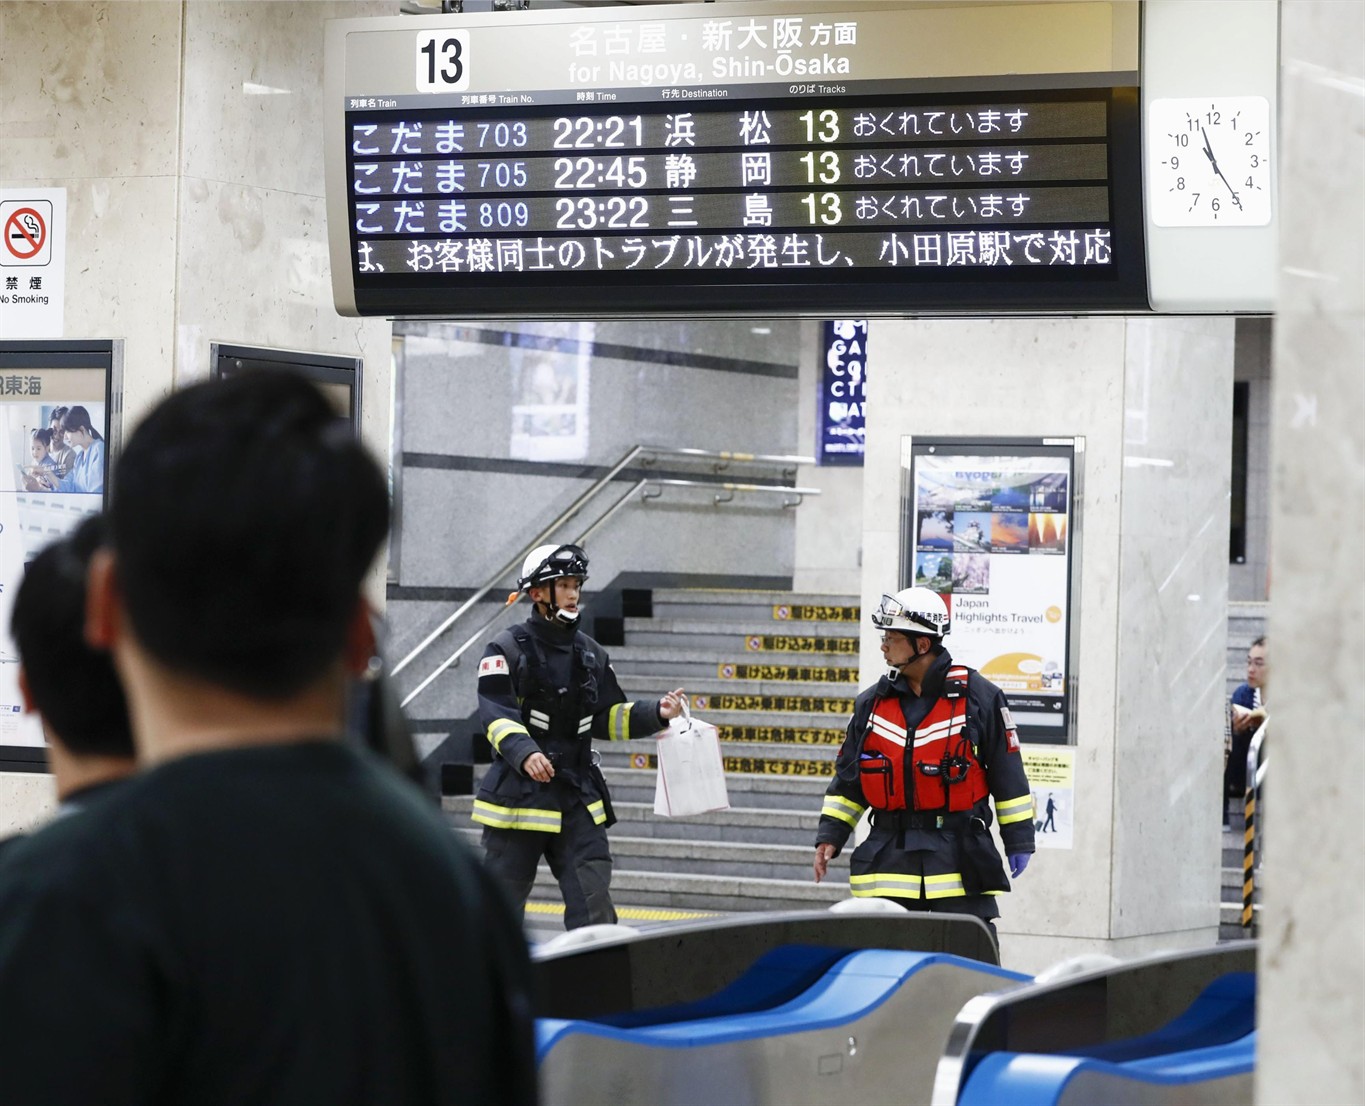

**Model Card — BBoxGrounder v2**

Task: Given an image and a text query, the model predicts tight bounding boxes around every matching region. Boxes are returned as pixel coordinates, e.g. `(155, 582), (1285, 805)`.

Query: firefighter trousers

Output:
(481, 797), (616, 930)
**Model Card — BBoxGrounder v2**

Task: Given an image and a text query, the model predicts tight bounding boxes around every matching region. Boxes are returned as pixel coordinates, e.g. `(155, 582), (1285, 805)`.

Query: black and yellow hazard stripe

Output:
(743, 634), (859, 655)
(717, 663), (858, 683)
(691, 693), (855, 714)
(1242, 789), (1256, 930)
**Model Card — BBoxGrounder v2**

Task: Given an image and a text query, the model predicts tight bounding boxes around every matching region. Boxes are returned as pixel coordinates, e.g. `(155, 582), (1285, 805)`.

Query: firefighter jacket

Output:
(473, 613), (666, 834)
(815, 650), (1035, 905)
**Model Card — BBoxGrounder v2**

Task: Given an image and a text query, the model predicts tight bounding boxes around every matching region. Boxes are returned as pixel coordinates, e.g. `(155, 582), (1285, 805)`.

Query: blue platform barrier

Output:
(538, 948), (1028, 1106)
(958, 1032), (1256, 1106)
(932, 944), (1258, 1106)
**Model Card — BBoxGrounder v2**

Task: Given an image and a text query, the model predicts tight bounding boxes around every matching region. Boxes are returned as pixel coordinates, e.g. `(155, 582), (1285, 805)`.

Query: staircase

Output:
(443, 588), (864, 931)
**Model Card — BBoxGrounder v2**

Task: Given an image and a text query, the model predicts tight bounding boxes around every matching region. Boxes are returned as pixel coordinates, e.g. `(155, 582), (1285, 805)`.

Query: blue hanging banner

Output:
(818, 320), (867, 466)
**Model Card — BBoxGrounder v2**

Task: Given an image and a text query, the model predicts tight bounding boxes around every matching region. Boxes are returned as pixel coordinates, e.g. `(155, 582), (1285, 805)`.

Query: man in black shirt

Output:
(0, 374), (536, 1106)
(5, 515), (136, 835)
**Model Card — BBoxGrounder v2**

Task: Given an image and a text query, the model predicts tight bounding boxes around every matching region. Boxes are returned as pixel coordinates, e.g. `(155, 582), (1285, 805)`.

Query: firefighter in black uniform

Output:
(473, 543), (686, 929)
(813, 587), (1035, 932)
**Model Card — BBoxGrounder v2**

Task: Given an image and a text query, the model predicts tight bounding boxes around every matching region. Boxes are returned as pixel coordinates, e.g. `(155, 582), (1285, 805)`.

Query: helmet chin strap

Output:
(536, 591), (581, 626)
(888, 635), (932, 679)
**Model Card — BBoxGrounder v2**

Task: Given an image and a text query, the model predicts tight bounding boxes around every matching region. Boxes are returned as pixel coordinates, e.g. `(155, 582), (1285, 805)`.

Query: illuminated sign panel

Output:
(902, 438), (1080, 744)
(325, 2), (1144, 317)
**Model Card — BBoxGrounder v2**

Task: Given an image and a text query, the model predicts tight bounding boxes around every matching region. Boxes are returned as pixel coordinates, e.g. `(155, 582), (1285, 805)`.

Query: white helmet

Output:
(517, 543), (589, 626)
(518, 543), (589, 592)
(870, 587), (950, 638)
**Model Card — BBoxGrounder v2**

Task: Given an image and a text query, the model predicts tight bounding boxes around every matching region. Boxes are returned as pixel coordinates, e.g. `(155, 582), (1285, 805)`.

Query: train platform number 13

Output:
(416, 30), (470, 93)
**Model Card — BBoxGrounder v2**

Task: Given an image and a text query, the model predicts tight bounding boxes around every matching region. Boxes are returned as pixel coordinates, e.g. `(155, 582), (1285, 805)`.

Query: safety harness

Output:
(503, 625), (600, 779)
(857, 665), (989, 815)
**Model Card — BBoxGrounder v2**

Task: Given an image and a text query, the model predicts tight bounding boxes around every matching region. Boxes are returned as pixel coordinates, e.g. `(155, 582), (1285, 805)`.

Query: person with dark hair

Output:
(22, 404), (104, 494)
(10, 515), (135, 812)
(46, 405), (75, 476)
(26, 428), (60, 476)
(0, 373), (536, 1105)
(1224, 636), (1269, 825)
(0, 515), (135, 860)
(474, 542), (686, 930)
(813, 586), (1035, 941)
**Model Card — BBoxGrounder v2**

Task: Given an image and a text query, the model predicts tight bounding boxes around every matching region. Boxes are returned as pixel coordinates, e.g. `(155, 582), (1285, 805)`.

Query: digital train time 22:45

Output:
(327, 2), (1147, 317)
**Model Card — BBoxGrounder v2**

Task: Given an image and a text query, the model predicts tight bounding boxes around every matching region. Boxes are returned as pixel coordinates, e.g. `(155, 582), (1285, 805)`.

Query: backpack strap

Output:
(943, 665), (970, 700)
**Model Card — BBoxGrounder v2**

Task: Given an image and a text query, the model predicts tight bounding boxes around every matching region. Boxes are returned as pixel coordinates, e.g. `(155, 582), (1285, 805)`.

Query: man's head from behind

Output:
(105, 373), (389, 700)
(11, 515), (134, 763)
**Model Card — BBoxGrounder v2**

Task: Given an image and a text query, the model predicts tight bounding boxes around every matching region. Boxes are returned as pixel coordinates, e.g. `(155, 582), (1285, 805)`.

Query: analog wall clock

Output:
(1147, 96), (1272, 226)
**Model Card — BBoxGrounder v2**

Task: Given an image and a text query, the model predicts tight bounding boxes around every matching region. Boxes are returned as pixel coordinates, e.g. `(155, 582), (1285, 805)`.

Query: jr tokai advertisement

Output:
(905, 441), (1078, 742)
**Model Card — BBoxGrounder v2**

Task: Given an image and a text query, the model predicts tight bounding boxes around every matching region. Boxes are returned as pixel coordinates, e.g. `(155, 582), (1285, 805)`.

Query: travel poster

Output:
(0, 369), (106, 748)
(911, 450), (1073, 739)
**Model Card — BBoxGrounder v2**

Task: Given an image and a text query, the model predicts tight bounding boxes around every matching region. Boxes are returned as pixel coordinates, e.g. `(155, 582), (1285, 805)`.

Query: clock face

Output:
(1147, 97), (1272, 226)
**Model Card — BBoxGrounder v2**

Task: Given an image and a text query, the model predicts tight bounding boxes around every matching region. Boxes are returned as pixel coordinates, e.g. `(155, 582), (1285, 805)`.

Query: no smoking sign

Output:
(1, 200), (52, 266)
(0, 188), (66, 337)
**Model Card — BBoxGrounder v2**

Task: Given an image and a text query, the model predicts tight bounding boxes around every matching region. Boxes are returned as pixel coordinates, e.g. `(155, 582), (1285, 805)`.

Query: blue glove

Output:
(1008, 853), (1031, 879)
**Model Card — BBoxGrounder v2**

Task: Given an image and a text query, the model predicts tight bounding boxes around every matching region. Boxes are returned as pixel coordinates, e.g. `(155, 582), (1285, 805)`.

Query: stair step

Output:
(609, 643), (860, 666)
(625, 617), (862, 636)
(598, 766), (828, 809)
(670, 709), (855, 729)
(444, 796), (818, 847)
(597, 742), (838, 768)
(610, 657), (862, 682)
(453, 759), (824, 802)
(1221, 865), (1265, 894)
(621, 673), (856, 694)
(623, 629), (860, 651)
(1220, 900), (1260, 940)
(455, 828), (846, 882)
(649, 588), (860, 607)
(529, 868), (850, 914)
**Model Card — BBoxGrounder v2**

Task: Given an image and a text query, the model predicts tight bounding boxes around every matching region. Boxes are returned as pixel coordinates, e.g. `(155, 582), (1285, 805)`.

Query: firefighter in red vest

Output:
(813, 587), (1035, 930)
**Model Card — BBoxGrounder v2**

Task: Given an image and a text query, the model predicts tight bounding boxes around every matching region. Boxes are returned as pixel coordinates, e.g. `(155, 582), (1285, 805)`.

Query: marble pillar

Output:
(1258, 2), (1365, 1102)
(863, 315), (1234, 973)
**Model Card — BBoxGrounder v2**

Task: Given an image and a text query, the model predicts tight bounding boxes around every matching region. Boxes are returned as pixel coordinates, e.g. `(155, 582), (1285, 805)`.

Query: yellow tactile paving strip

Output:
(525, 902), (718, 922)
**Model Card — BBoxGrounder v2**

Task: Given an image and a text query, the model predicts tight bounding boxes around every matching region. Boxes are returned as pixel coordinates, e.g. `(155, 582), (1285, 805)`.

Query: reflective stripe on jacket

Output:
(857, 666), (989, 813)
(815, 652), (1036, 875)
(473, 616), (664, 833)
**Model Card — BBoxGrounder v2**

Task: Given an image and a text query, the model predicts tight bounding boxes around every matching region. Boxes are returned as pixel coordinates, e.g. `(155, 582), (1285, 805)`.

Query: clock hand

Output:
(1200, 126), (1219, 171)
(1200, 126), (1244, 209)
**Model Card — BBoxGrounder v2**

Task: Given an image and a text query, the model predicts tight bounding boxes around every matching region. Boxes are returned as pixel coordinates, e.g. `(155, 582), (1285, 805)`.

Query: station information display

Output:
(325, 2), (1145, 317)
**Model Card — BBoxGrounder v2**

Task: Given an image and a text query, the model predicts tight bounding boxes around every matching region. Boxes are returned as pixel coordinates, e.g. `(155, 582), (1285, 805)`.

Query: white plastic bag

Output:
(653, 701), (730, 817)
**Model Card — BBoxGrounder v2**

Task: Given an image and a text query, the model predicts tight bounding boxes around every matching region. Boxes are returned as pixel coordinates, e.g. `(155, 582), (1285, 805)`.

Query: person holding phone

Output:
(22, 406), (104, 495)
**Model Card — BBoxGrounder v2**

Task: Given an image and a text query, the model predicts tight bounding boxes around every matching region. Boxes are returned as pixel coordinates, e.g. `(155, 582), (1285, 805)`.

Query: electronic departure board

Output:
(324, 2), (1145, 317)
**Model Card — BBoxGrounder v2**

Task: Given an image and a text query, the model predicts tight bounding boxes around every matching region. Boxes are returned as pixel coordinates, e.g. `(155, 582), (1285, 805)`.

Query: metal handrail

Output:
(391, 444), (646, 679)
(397, 477), (650, 709)
(640, 477), (822, 507)
(391, 443), (816, 708)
